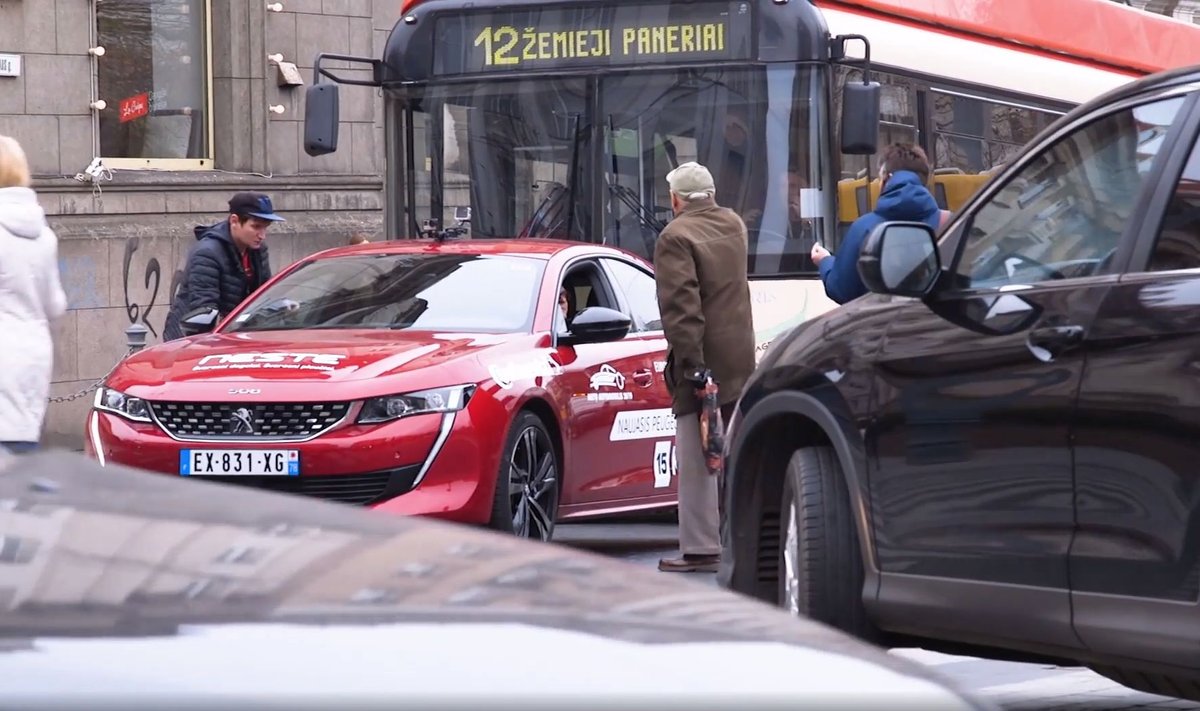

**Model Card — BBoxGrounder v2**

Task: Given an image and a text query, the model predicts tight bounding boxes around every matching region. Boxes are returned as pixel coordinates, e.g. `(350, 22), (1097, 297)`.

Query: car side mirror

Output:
(303, 83), (340, 157)
(840, 80), (881, 155)
(180, 306), (220, 337)
(561, 306), (630, 345)
(858, 221), (941, 298)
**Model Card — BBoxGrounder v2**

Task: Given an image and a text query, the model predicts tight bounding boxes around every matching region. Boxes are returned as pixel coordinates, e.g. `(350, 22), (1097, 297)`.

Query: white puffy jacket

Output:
(0, 187), (68, 443)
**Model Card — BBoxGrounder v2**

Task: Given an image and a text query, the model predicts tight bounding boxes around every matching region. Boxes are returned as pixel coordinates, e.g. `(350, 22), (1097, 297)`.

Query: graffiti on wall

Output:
(120, 237), (182, 341)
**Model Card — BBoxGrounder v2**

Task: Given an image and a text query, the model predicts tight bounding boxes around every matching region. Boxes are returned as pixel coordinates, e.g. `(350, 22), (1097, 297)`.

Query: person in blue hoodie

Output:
(810, 143), (943, 304)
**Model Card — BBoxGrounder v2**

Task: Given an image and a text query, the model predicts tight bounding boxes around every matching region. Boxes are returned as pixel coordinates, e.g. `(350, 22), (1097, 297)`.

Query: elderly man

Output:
(654, 161), (757, 573)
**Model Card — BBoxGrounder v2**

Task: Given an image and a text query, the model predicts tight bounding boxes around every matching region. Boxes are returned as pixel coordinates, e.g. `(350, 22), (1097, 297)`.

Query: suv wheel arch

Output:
(722, 391), (879, 605)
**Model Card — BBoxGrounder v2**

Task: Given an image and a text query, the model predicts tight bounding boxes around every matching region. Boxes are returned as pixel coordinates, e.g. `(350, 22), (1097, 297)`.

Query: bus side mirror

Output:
(841, 81), (881, 155)
(304, 83), (340, 157)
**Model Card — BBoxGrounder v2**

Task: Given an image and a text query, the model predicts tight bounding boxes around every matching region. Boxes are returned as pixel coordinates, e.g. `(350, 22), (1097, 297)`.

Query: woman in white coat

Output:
(0, 136), (68, 453)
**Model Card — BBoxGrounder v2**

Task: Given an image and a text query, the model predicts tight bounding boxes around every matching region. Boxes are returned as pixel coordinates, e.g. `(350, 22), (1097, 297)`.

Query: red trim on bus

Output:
(818, 0), (1200, 75)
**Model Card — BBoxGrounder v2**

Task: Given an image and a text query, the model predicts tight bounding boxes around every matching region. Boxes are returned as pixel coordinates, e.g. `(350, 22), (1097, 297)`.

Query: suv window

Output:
(1147, 134), (1200, 272)
(954, 96), (1185, 289)
(602, 258), (662, 332)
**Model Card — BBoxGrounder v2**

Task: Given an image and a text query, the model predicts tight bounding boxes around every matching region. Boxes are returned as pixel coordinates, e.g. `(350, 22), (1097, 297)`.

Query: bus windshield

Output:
(401, 64), (829, 276)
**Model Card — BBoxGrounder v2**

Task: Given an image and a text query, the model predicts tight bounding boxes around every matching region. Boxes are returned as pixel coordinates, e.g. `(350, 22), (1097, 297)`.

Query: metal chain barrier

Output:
(48, 347), (137, 404)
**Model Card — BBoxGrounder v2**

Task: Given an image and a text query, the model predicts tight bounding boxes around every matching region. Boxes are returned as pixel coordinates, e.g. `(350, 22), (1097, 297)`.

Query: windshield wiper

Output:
(604, 116), (667, 259)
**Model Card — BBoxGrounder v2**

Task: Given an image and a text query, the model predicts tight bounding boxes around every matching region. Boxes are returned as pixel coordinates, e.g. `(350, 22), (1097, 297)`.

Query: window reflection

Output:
(1147, 127), (1200, 272)
(955, 96), (1184, 288)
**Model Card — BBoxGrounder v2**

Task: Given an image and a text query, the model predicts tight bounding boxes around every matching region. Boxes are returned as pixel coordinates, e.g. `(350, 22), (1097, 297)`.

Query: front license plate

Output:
(180, 449), (299, 476)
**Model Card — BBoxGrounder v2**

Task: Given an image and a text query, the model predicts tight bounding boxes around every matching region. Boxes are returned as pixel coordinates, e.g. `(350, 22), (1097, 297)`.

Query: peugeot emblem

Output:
(229, 407), (256, 435)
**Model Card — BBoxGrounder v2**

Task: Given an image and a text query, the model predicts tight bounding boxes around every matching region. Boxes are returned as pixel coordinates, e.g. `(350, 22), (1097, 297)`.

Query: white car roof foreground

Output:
(0, 450), (989, 709)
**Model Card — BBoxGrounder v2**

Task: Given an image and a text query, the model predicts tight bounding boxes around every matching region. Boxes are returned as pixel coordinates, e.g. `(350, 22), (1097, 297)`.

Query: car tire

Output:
(490, 411), (560, 541)
(778, 446), (879, 642)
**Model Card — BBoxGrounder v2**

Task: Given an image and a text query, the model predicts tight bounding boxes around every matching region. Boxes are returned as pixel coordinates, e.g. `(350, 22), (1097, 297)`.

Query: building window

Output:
(95, 0), (212, 168)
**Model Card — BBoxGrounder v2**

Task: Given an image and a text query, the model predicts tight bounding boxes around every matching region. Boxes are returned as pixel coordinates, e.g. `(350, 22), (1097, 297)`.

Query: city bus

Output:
(302, 0), (1200, 355)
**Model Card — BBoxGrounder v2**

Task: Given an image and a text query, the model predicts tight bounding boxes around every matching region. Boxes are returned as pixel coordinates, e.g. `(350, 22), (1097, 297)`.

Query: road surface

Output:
(555, 521), (1200, 711)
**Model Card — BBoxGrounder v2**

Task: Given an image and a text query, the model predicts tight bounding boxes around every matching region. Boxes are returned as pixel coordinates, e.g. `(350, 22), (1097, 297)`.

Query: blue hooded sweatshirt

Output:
(818, 169), (941, 305)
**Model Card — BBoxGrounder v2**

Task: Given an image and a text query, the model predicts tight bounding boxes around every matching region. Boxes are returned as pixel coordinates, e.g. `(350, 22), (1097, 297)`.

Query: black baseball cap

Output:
(229, 192), (285, 222)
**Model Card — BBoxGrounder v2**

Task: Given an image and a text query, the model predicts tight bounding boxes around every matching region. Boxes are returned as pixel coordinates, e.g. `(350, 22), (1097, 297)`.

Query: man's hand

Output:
(810, 242), (832, 266)
(683, 368), (709, 388)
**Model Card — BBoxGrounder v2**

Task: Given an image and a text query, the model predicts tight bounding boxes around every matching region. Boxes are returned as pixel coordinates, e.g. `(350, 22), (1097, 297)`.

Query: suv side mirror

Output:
(840, 81), (881, 155)
(304, 83), (340, 156)
(858, 222), (941, 297)
(180, 306), (220, 337)
(561, 306), (630, 345)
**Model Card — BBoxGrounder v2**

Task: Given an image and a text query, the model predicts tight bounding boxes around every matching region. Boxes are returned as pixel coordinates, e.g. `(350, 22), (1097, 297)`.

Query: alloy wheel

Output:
(783, 497), (801, 615)
(508, 425), (558, 541)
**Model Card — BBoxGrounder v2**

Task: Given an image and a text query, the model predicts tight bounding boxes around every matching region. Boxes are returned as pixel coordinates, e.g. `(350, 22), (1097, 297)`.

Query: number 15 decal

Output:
(653, 440), (677, 489)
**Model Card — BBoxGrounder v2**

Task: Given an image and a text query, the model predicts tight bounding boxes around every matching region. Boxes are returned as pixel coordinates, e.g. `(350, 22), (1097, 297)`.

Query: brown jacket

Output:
(654, 199), (756, 416)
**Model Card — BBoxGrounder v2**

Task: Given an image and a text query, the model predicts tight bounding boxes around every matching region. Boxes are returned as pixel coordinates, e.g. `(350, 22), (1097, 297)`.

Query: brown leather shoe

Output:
(658, 554), (719, 573)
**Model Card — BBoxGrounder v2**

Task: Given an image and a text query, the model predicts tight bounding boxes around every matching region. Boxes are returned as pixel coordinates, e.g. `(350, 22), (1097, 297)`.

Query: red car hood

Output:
(110, 330), (528, 393)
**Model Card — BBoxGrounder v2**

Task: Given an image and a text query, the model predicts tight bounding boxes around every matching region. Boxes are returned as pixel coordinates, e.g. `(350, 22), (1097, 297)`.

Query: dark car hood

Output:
(0, 451), (985, 708)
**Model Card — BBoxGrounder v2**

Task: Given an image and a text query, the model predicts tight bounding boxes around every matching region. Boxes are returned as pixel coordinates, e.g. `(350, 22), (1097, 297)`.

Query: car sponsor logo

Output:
(589, 364), (626, 390)
(609, 408), (675, 441)
(192, 352), (347, 372)
(489, 354), (563, 389)
(584, 364), (632, 401)
(228, 388), (261, 395)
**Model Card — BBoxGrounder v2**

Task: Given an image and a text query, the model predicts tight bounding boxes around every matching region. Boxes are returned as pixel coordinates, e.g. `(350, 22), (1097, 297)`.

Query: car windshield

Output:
(224, 253), (545, 334)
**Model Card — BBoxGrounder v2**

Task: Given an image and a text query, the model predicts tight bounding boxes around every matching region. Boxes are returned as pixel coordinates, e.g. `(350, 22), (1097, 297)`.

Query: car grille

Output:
(199, 466), (421, 506)
(151, 401), (351, 440)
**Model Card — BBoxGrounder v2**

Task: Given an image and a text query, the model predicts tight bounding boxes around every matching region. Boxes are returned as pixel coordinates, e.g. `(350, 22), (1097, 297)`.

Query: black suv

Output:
(719, 65), (1200, 700)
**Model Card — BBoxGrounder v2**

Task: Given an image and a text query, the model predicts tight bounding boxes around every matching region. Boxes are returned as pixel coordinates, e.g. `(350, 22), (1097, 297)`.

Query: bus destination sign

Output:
(433, 1), (754, 75)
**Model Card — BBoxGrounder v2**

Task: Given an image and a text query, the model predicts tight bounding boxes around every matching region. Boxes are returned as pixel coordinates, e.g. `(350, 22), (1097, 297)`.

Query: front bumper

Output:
(84, 403), (505, 525)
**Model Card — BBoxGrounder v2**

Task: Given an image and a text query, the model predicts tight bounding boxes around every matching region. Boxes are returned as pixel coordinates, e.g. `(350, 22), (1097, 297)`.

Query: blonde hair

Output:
(0, 135), (31, 188)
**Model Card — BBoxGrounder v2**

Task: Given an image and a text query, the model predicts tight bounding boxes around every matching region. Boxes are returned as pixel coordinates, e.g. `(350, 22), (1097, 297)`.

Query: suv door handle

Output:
(1027, 325), (1085, 362)
(632, 369), (655, 387)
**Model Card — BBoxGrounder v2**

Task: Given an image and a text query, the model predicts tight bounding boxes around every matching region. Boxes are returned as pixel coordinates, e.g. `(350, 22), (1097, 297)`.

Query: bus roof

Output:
(819, 0), (1200, 75)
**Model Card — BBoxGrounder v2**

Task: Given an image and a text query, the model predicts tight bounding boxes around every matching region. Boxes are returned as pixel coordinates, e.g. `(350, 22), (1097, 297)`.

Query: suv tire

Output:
(778, 446), (880, 642)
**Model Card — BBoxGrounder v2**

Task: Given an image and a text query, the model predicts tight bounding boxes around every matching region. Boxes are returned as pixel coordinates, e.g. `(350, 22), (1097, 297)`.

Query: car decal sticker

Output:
(609, 408), (675, 441)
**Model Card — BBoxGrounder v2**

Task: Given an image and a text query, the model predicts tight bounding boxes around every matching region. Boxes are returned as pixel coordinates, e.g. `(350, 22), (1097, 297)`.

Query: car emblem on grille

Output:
(229, 408), (256, 435)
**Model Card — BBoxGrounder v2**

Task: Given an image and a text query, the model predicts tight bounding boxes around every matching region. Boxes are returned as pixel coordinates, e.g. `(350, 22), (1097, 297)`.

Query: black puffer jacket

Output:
(163, 221), (272, 341)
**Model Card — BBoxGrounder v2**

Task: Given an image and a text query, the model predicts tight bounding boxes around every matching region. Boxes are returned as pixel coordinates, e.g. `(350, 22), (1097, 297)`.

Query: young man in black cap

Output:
(163, 192), (285, 341)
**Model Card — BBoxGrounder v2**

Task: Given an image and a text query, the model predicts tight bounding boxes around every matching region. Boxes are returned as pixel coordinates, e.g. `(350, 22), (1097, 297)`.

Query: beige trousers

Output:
(675, 412), (720, 556)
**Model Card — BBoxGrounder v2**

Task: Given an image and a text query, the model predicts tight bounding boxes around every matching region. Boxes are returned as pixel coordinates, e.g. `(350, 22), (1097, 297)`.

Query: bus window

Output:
(598, 65), (830, 276)
(930, 90), (1060, 212)
(404, 77), (591, 240)
(831, 65), (1065, 237)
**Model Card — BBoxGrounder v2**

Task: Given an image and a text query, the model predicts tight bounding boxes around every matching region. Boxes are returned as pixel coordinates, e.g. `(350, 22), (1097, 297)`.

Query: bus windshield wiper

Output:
(604, 114), (668, 253)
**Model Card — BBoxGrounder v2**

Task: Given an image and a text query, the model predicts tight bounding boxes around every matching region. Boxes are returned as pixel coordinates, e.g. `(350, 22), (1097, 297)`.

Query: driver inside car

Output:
(555, 286), (577, 333)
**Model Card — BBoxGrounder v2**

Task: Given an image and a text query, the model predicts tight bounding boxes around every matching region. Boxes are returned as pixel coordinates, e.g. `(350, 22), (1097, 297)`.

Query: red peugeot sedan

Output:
(84, 239), (677, 540)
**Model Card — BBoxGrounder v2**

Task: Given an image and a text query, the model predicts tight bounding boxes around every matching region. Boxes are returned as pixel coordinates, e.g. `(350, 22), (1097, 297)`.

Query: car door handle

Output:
(1027, 325), (1085, 362)
(632, 369), (655, 387)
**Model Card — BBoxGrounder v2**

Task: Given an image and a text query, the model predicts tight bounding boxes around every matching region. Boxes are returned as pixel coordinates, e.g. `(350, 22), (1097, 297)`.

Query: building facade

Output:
(0, 0), (404, 448)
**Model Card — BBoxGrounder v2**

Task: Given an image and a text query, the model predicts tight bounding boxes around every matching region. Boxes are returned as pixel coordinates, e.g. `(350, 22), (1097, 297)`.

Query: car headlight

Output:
(95, 387), (152, 423)
(357, 385), (475, 425)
